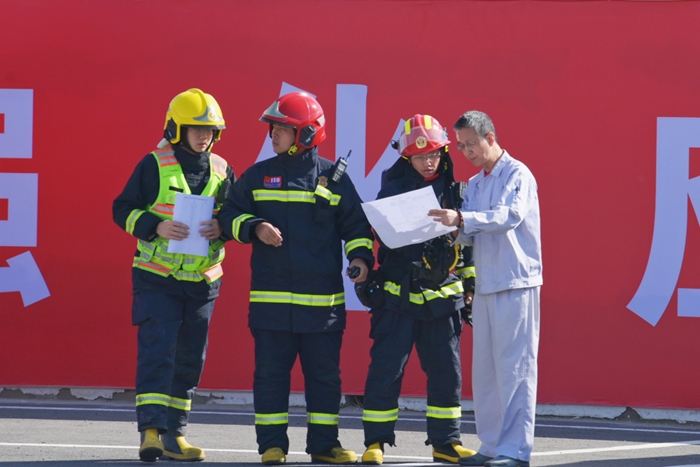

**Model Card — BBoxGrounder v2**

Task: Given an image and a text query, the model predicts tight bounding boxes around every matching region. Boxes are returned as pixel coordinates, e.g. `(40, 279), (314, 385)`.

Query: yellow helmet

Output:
(164, 88), (225, 146)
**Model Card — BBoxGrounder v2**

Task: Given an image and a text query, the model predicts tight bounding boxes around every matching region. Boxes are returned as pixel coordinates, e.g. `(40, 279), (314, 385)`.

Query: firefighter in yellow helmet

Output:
(358, 115), (477, 464)
(113, 89), (236, 462)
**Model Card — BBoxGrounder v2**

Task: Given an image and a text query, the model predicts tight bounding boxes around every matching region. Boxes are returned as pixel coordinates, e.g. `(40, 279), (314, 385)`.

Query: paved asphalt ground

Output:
(1, 400), (700, 466)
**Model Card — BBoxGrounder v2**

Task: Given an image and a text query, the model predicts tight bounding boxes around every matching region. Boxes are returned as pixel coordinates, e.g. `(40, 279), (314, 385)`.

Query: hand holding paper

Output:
(361, 186), (456, 249)
(167, 193), (215, 257)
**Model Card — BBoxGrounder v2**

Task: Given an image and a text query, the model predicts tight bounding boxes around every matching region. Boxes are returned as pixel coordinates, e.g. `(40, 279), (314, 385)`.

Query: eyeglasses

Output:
(456, 140), (479, 151)
(410, 151), (441, 163)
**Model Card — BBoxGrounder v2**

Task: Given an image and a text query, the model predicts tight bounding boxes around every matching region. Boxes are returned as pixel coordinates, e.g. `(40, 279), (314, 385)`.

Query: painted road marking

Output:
(2, 405), (700, 436)
(2, 440), (700, 460)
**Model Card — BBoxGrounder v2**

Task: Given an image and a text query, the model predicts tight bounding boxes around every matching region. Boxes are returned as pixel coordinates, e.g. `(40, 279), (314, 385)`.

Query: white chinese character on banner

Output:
(628, 117), (700, 325)
(0, 89), (50, 306)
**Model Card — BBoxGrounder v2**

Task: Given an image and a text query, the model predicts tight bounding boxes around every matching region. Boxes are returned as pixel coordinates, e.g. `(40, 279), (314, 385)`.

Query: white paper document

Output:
(361, 186), (457, 249)
(167, 193), (214, 257)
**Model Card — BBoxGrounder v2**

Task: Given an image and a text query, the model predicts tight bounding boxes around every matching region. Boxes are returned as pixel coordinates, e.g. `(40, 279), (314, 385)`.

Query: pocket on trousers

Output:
(368, 308), (398, 339)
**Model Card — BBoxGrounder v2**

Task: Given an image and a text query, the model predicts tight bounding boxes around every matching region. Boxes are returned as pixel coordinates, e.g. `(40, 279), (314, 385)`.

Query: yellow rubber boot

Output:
(311, 446), (358, 464)
(362, 443), (384, 465)
(139, 429), (164, 462)
(161, 434), (205, 462)
(262, 447), (287, 465)
(433, 443), (477, 463)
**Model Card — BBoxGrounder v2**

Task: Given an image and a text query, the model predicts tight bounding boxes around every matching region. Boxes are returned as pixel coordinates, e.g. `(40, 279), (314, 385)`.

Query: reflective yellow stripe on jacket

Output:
(253, 190), (315, 203)
(250, 291), (345, 307)
(231, 214), (254, 243)
(384, 280), (464, 305)
(313, 185), (341, 205)
(344, 238), (374, 256)
(456, 266), (476, 278)
(126, 209), (145, 235)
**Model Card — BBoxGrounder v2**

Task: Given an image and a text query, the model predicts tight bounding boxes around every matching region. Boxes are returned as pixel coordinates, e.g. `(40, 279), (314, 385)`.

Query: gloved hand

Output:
(461, 304), (472, 327)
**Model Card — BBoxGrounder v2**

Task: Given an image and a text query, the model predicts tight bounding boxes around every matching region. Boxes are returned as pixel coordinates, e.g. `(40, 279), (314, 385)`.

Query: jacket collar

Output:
(475, 150), (510, 184)
(277, 146), (317, 167)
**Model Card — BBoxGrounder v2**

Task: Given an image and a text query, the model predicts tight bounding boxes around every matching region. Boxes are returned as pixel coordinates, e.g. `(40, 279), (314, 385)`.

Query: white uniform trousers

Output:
(472, 286), (540, 462)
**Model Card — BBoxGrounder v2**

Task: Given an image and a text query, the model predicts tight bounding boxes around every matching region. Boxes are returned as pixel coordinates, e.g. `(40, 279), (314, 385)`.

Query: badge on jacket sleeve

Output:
(264, 176), (282, 188)
(318, 176), (328, 187)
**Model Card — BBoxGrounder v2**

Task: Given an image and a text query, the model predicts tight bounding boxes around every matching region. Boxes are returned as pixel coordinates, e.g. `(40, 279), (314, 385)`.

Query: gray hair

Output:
(454, 111), (497, 143)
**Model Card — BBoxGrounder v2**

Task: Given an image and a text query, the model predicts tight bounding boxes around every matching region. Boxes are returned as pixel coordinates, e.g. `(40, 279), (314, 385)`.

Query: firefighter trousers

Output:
(133, 290), (214, 435)
(362, 307), (463, 447)
(251, 328), (344, 455)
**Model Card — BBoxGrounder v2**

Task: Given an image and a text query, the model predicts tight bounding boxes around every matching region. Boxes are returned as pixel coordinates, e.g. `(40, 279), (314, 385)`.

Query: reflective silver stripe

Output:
(456, 266), (476, 278)
(155, 149), (176, 159)
(384, 281), (425, 304)
(153, 248), (176, 264)
(426, 406), (461, 419)
(423, 281), (464, 301)
(250, 291), (345, 306)
(307, 413), (339, 425)
(135, 393), (170, 407)
(169, 396), (192, 411)
(344, 238), (374, 256)
(362, 409), (399, 422)
(315, 185), (332, 201)
(255, 413), (289, 425)
(172, 270), (204, 281)
(210, 155), (227, 175)
(153, 204), (175, 214)
(138, 239), (156, 254)
(253, 190), (315, 203)
(233, 214), (254, 243)
(126, 209), (145, 235)
(210, 248), (224, 262)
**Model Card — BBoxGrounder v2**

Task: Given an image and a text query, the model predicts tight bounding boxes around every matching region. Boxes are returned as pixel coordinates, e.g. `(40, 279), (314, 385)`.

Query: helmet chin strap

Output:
(287, 144), (299, 155)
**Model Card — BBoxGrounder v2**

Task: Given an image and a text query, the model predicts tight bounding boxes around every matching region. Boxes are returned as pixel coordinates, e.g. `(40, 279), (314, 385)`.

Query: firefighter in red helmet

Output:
(218, 91), (375, 465)
(358, 115), (477, 464)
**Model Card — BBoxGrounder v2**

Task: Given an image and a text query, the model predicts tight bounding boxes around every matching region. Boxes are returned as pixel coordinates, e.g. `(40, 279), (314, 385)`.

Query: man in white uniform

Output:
(428, 111), (541, 467)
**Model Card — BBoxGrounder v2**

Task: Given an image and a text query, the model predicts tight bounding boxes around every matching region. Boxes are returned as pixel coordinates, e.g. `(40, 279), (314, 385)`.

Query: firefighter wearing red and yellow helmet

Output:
(113, 89), (236, 462)
(217, 91), (374, 465)
(359, 115), (477, 465)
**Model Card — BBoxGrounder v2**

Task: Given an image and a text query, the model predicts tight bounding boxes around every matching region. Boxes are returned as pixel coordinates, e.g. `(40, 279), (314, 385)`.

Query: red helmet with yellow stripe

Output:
(397, 114), (450, 157)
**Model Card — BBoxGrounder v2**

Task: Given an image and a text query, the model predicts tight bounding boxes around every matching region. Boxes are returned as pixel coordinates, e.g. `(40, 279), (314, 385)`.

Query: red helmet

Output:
(398, 114), (450, 157)
(260, 92), (327, 153)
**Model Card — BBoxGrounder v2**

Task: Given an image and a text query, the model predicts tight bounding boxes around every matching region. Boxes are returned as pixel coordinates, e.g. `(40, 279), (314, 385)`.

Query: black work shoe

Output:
(433, 443), (477, 463)
(484, 455), (529, 467)
(459, 452), (494, 466)
(311, 446), (358, 464)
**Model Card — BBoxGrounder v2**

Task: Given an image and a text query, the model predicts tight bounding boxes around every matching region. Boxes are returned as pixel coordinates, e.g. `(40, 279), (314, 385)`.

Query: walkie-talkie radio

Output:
(331, 150), (352, 184)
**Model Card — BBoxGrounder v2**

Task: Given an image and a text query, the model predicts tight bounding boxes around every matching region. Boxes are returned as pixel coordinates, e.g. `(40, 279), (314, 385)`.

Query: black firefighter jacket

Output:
(375, 153), (474, 320)
(218, 146), (375, 333)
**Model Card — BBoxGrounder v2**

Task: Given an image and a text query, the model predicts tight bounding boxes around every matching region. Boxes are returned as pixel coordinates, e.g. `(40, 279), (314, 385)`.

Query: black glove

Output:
(461, 305), (473, 327)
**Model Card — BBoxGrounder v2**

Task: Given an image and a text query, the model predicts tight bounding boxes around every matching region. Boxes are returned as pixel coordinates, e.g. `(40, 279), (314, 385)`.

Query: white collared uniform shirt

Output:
(456, 150), (542, 294)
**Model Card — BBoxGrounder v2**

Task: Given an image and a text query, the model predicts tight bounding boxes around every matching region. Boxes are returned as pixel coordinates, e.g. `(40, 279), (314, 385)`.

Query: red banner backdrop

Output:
(1, 0), (699, 409)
